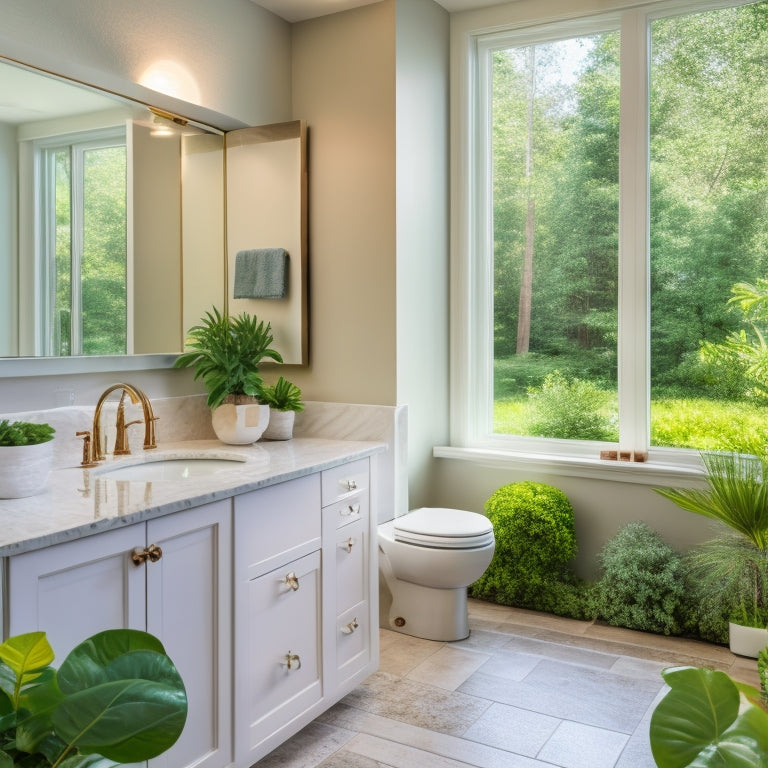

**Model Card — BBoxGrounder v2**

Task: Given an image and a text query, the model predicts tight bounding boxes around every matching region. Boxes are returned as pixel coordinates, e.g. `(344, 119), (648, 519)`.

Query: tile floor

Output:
(256, 599), (761, 768)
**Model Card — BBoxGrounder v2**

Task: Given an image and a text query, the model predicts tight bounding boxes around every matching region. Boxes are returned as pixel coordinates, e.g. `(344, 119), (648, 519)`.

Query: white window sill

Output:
(433, 445), (706, 487)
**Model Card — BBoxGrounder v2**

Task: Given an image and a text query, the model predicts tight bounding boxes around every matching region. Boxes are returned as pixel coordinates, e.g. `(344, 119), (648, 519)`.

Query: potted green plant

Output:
(0, 628), (187, 766)
(174, 307), (283, 444)
(260, 376), (304, 440)
(655, 447), (768, 656)
(649, 664), (768, 767)
(0, 420), (55, 499)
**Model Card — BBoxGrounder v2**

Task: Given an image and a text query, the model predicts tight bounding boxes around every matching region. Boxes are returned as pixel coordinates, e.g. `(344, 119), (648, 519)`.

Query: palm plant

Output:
(655, 445), (768, 631)
(174, 307), (283, 409)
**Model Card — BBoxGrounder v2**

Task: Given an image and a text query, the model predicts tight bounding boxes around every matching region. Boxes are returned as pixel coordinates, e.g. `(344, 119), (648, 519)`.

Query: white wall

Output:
(395, 0), (451, 509)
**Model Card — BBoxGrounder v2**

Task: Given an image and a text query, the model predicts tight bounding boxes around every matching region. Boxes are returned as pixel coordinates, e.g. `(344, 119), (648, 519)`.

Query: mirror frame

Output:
(0, 53), (248, 378)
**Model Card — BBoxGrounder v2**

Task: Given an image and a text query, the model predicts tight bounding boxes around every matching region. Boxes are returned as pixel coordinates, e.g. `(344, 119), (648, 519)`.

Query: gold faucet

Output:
(80, 383), (158, 465)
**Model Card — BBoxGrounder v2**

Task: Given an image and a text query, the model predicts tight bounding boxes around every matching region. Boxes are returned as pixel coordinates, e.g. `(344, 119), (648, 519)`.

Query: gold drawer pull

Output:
(130, 544), (163, 566)
(341, 618), (359, 635)
(342, 479), (357, 491)
(283, 571), (300, 591)
(342, 536), (355, 553)
(281, 651), (301, 671)
(340, 503), (360, 518)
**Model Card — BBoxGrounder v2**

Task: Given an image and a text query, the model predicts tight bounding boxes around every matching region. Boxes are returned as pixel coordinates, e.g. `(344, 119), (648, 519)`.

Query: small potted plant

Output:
(655, 446), (768, 656)
(174, 307), (283, 444)
(260, 376), (304, 440)
(0, 419), (55, 498)
(0, 628), (187, 766)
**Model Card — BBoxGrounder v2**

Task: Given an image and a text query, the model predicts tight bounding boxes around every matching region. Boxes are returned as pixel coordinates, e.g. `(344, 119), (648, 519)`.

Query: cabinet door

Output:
(7, 525), (145, 659)
(238, 550), (321, 756)
(145, 500), (232, 768)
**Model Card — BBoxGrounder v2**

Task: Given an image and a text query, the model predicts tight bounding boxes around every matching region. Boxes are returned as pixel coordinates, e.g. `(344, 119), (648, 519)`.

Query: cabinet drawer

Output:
(336, 601), (370, 683)
(321, 458), (369, 506)
(243, 551), (322, 749)
(235, 473), (321, 579)
(334, 518), (368, 615)
(325, 491), (368, 530)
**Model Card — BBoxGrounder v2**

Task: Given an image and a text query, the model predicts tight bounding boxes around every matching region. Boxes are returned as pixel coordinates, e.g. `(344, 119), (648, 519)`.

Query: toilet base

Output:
(381, 578), (470, 642)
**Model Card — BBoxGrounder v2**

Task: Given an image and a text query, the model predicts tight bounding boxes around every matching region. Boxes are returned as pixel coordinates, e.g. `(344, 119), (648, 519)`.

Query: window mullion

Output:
(617, 8), (651, 454)
(70, 145), (84, 356)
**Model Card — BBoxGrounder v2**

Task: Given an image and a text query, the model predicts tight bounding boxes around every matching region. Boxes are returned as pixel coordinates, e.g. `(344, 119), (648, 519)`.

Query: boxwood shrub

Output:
(469, 481), (584, 616)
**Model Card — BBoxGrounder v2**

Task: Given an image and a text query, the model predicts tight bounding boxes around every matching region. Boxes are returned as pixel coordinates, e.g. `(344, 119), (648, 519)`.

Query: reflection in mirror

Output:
(0, 57), (225, 360)
(226, 121), (308, 365)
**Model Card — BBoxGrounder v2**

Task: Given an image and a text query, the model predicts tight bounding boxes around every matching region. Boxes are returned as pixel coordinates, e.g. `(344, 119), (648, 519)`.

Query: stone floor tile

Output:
(341, 733), (481, 768)
(406, 645), (491, 691)
(536, 721), (628, 768)
(459, 659), (663, 733)
(451, 628), (519, 653)
(499, 635), (618, 670)
(318, 703), (553, 768)
(316, 748), (393, 768)
(257, 721), (358, 768)
(474, 648), (542, 682)
(609, 655), (668, 680)
(379, 630), (445, 677)
(341, 671), (492, 735)
(461, 702), (561, 756)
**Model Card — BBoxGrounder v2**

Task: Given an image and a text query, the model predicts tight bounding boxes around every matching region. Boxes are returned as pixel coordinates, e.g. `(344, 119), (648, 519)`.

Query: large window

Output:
(37, 129), (127, 356)
(452, 0), (768, 468)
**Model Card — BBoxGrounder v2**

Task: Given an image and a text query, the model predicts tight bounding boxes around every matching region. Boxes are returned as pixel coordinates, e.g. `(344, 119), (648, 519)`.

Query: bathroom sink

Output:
(94, 456), (247, 482)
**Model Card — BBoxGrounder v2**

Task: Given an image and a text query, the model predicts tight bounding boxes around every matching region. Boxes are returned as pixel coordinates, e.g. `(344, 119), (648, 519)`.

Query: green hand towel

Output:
(233, 248), (288, 299)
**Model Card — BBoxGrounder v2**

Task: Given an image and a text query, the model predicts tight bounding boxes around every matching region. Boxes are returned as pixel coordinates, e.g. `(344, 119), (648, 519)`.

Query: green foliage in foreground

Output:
(591, 522), (685, 636)
(0, 629), (187, 766)
(0, 421), (55, 447)
(650, 666), (768, 768)
(470, 482), (587, 617)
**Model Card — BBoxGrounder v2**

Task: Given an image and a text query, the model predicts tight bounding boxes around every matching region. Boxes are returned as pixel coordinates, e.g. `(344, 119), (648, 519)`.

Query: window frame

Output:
(34, 127), (127, 357)
(444, 0), (759, 483)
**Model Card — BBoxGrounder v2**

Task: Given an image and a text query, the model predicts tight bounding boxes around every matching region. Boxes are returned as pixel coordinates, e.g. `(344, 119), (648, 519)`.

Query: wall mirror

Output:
(0, 57), (308, 375)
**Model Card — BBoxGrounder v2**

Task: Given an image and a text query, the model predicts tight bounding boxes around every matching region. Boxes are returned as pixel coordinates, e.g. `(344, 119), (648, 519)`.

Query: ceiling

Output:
(253, 0), (510, 23)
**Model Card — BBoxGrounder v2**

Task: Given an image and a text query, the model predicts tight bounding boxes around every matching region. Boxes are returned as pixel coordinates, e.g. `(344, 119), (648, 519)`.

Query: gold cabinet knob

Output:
(340, 503), (360, 518)
(283, 571), (300, 591)
(130, 544), (163, 566)
(341, 617), (359, 635)
(281, 651), (301, 671)
(342, 536), (355, 553)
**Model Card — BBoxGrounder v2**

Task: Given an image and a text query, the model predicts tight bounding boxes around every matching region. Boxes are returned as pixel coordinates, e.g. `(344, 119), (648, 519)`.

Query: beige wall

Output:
(288, 2), (398, 405)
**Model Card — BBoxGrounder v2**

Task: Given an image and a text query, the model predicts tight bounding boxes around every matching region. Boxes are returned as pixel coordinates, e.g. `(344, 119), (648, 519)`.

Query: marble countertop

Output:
(0, 438), (385, 557)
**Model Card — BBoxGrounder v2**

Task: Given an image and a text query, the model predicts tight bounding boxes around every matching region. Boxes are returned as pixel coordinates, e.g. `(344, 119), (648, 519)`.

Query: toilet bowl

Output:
(378, 507), (495, 641)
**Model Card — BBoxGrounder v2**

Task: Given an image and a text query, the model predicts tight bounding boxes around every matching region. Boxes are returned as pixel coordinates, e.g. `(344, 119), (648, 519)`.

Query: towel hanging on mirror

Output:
(233, 248), (288, 299)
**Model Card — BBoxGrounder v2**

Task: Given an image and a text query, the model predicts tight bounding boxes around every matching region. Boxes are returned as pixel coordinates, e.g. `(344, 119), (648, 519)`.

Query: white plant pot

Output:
(263, 410), (295, 441)
(211, 402), (270, 445)
(0, 440), (55, 498)
(728, 621), (768, 658)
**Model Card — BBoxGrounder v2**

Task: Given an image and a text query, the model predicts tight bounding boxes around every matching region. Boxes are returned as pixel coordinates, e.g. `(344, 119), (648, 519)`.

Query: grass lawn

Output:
(494, 395), (768, 449)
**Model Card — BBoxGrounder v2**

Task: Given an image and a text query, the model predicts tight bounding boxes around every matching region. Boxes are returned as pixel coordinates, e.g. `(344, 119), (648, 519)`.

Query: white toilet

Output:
(378, 507), (495, 641)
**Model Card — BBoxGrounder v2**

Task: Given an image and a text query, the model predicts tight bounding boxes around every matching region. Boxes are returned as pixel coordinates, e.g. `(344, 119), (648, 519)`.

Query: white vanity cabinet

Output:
(233, 458), (377, 766)
(6, 500), (233, 768)
(1, 446), (380, 768)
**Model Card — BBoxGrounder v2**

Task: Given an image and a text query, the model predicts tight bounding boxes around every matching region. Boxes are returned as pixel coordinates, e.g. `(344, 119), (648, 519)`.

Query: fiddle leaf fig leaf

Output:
(51, 678), (187, 763)
(56, 630), (165, 694)
(650, 666), (768, 768)
(0, 633), (55, 707)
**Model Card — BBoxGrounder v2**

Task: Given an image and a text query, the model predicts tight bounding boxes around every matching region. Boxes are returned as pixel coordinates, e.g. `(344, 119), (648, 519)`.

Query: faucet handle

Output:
(76, 430), (99, 467)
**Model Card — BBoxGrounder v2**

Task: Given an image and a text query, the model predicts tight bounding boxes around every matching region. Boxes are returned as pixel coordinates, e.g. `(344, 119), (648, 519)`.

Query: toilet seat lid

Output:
(393, 508), (495, 549)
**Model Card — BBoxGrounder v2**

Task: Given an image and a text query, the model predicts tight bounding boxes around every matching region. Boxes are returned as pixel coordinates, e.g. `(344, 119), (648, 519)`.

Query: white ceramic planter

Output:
(728, 621), (768, 658)
(0, 440), (55, 498)
(211, 402), (270, 445)
(262, 410), (295, 441)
